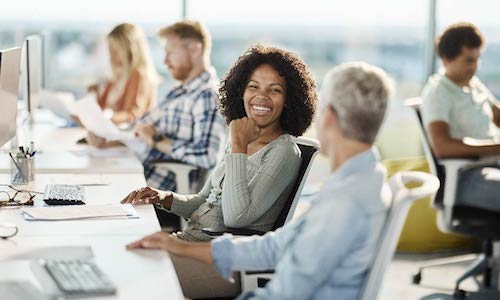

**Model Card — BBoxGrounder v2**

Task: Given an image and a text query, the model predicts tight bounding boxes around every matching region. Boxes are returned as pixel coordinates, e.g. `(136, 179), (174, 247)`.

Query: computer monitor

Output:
(0, 47), (22, 148)
(21, 35), (44, 113)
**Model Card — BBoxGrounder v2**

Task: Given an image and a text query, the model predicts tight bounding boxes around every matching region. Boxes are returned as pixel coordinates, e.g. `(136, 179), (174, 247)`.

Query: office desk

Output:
(0, 236), (183, 300)
(0, 173), (160, 237)
(0, 173), (183, 298)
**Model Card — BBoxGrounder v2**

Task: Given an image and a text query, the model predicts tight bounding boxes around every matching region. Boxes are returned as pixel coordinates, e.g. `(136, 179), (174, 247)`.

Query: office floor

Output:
(379, 251), (500, 299)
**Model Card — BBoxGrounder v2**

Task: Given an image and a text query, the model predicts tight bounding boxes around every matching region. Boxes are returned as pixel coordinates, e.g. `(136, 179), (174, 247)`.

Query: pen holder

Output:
(10, 156), (35, 185)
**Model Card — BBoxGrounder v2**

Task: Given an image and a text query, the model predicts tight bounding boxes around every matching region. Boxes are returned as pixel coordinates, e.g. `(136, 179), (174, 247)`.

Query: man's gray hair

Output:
(320, 62), (394, 144)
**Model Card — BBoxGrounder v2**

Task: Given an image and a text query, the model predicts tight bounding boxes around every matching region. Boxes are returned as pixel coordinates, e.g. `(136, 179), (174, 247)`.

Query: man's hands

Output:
(230, 117), (260, 153)
(121, 186), (173, 209)
(134, 123), (157, 147)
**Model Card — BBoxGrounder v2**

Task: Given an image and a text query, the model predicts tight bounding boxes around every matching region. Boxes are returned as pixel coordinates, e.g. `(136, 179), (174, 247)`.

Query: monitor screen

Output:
(0, 47), (21, 148)
(21, 35), (43, 112)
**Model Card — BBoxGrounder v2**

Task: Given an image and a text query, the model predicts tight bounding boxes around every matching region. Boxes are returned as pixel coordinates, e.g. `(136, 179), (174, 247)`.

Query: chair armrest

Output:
(149, 158), (199, 173)
(202, 227), (266, 237)
(149, 159), (199, 194)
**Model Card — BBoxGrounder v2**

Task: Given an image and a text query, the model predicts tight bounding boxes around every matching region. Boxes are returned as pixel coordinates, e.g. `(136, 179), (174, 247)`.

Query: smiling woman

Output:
(219, 45), (317, 137)
(121, 45), (318, 243)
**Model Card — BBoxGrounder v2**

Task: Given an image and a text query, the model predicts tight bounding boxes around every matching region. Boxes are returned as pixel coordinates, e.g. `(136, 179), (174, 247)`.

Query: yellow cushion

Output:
(382, 157), (474, 252)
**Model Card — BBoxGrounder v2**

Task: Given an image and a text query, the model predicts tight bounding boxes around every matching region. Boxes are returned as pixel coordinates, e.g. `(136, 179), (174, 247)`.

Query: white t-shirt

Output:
(421, 73), (498, 140)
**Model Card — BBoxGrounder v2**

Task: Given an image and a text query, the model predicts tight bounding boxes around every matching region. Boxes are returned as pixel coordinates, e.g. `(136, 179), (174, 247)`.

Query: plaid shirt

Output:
(137, 68), (227, 191)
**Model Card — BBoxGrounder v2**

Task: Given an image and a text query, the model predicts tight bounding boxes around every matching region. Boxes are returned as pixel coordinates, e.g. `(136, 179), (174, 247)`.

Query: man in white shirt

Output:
(422, 22), (500, 212)
(422, 22), (500, 158)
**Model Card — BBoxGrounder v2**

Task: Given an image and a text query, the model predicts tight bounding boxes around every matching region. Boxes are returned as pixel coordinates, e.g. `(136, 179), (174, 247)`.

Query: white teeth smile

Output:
(252, 105), (271, 112)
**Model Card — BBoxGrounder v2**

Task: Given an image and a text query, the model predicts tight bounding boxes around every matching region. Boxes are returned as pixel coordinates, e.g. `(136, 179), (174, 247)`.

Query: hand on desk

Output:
(86, 132), (122, 149)
(121, 186), (173, 208)
(86, 132), (107, 148)
(127, 231), (183, 254)
(126, 231), (213, 264)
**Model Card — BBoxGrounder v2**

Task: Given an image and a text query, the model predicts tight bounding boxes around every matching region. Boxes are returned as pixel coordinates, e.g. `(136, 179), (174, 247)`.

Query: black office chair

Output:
(202, 137), (320, 237)
(407, 97), (500, 299)
(199, 137), (320, 293)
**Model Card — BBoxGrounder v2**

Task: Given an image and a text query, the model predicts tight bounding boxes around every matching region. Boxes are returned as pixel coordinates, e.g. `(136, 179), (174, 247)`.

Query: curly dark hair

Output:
(437, 22), (485, 60)
(219, 45), (317, 136)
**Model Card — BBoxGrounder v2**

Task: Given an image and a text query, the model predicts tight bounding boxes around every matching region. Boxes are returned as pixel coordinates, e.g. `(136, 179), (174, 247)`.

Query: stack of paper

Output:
(22, 204), (139, 221)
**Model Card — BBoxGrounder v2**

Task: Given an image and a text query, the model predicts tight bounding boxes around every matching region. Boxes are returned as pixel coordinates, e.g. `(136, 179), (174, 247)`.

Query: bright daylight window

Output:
(0, 0), (434, 166)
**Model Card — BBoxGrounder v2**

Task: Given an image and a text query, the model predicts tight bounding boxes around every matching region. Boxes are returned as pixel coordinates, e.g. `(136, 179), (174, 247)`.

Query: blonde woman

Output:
(91, 23), (159, 124)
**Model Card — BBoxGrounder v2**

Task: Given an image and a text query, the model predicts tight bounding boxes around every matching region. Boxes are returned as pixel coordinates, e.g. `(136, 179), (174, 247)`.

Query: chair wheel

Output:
(453, 289), (466, 299)
(412, 272), (422, 284)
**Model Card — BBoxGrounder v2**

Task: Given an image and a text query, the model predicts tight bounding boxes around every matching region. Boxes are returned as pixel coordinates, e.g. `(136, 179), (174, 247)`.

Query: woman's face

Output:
(108, 39), (125, 70)
(243, 64), (286, 131)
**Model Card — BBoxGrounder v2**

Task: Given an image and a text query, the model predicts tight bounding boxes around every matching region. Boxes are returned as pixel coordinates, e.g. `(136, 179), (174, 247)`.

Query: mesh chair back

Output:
(360, 171), (440, 300)
(272, 137), (320, 230)
(406, 97), (446, 208)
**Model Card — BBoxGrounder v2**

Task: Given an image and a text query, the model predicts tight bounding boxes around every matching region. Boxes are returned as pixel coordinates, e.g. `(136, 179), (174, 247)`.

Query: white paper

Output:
(72, 95), (149, 155)
(22, 204), (138, 221)
(72, 95), (128, 141)
(38, 90), (77, 120)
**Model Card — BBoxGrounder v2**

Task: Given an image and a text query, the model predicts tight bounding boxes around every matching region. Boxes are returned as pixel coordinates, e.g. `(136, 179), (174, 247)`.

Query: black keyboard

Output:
(40, 259), (116, 297)
(43, 184), (85, 205)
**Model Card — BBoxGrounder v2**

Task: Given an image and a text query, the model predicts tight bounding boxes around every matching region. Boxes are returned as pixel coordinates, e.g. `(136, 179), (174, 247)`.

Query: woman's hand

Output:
(126, 231), (185, 255)
(230, 117), (260, 153)
(87, 83), (100, 94)
(134, 123), (157, 146)
(86, 132), (107, 148)
(121, 186), (173, 208)
(70, 115), (84, 127)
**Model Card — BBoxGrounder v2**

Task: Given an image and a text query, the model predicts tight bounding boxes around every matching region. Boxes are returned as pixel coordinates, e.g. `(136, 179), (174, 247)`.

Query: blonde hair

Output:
(107, 23), (159, 84)
(158, 19), (211, 58)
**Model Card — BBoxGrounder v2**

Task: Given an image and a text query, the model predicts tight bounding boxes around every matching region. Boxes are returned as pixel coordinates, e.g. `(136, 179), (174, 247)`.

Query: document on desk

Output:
(22, 204), (139, 221)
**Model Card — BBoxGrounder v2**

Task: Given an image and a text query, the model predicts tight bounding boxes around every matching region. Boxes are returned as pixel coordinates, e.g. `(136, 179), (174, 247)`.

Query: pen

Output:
(9, 152), (28, 182)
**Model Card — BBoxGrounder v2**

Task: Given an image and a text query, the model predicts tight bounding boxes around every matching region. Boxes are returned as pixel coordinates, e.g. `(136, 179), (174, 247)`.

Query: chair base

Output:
(413, 240), (495, 297)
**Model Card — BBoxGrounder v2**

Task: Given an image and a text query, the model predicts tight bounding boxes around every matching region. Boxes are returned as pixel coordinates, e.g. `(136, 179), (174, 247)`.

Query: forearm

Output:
(180, 241), (213, 264)
(154, 138), (172, 155)
(166, 192), (207, 219)
(433, 138), (500, 158)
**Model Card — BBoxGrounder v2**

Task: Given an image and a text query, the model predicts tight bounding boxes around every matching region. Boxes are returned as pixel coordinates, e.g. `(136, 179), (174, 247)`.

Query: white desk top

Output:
(0, 151), (144, 174)
(0, 236), (183, 300)
(0, 111), (183, 299)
